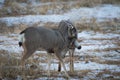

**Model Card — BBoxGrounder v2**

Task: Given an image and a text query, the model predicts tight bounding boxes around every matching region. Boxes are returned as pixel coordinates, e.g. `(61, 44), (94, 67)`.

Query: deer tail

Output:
(18, 30), (26, 47)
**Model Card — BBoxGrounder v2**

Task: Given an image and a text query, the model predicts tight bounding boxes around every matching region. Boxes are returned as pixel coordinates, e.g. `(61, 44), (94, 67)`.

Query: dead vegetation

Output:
(0, 0), (120, 79)
(0, 52), (91, 79)
(0, 52), (44, 80)
(1, 0), (120, 17)
(0, 18), (120, 34)
(0, 46), (119, 79)
(75, 18), (120, 33)
(96, 69), (120, 79)
(0, 21), (28, 34)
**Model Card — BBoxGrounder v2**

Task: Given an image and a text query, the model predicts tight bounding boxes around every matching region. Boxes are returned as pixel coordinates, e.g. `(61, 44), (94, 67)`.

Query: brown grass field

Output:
(0, 0), (120, 80)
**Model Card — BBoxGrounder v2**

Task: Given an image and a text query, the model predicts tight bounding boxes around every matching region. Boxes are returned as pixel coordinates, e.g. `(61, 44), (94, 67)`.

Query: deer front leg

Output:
(47, 54), (52, 77)
(58, 62), (61, 72)
(69, 49), (74, 73)
(56, 54), (70, 79)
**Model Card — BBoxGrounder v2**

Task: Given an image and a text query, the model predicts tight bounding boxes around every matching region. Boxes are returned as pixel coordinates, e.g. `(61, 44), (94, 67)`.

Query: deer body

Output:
(19, 20), (81, 78)
(20, 27), (66, 54)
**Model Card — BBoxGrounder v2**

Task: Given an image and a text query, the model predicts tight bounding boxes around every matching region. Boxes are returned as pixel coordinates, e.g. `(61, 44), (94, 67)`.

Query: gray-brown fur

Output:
(57, 20), (81, 72)
(19, 20), (80, 78)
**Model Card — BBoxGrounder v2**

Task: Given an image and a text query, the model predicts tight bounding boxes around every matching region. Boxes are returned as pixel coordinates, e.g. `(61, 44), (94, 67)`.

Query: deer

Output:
(18, 20), (81, 78)
(57, 20), (81, 72)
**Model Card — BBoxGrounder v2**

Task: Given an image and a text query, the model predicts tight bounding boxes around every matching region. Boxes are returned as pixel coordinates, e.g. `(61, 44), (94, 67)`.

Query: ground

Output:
(0, 0), (120, 80)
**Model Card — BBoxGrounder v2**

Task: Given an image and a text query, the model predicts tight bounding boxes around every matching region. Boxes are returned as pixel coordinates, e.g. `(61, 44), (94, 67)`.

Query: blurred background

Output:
(0, 0), (120, 33)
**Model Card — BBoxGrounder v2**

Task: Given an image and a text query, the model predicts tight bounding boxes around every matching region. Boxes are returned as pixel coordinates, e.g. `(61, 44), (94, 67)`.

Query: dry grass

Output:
(99, 60), (120, 65)
(0, 20), (59, 34)
(0, 50), (119, 79)
(0, 52), (20, 79)
(1, 0), (120, 17)
(1, 0), (120, 34)
(0, 21), (28, 34)
(75, 18), (120, 33)
(0, 51), (45, 79)
(44, 22), (58, 29)
(85, 53), (120, 65)
(0, 51), (92, 79)
(1, 18), (120, 34)
(87, 46), (120, 52)
(96, 69), (120, 79)
(68, 70), (92, 78)
(0, 44), (119, 79)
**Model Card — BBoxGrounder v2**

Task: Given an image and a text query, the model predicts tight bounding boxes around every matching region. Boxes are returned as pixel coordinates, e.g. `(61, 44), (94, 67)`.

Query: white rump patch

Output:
(18, 33), (25, 43)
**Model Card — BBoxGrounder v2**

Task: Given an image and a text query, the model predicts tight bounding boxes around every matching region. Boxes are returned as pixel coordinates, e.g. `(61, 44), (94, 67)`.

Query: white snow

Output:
(75, 31), (120, 52)
(0, 15), (68, 26)
(0, 0), (4, 8)
(74, 61), (120, 71)
(40, 61), (120, 72)
(78, 44), (116, 52)
(64, 5), (120, 22)
(0, 45), (22, 54)
(0, 4), (120, 26)
(0, 34), (23, 54)
(78, 31), (120, 39)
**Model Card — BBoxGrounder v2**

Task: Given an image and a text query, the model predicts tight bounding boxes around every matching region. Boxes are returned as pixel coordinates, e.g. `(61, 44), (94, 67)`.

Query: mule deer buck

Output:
(57, 20), (81, 72)
(19, 20), (81, 78)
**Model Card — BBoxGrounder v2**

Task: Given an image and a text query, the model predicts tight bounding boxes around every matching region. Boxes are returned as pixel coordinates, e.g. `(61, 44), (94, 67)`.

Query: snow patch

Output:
(0, 4), (120, 26)
(78, 31), (120, 39)
(74, 61), (120, 71)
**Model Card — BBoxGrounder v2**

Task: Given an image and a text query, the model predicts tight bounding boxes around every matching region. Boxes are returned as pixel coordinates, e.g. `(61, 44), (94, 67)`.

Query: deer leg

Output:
(58, 62), (61, 72)
(69, 49), (74, 73)
(21, 51), (34, 66)
(21, 44), (35, 67)
(21, 43), (27, 66)
(47, 54), (52, 77)
(56, 55), (70, 79)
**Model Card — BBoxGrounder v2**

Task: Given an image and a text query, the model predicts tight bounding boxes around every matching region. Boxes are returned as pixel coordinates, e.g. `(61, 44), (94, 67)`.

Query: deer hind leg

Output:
(56, 54), (70, 79)
(21, 43), (35, 67)
(21, 50), (35, 67)
(47, 54), (52, 77)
